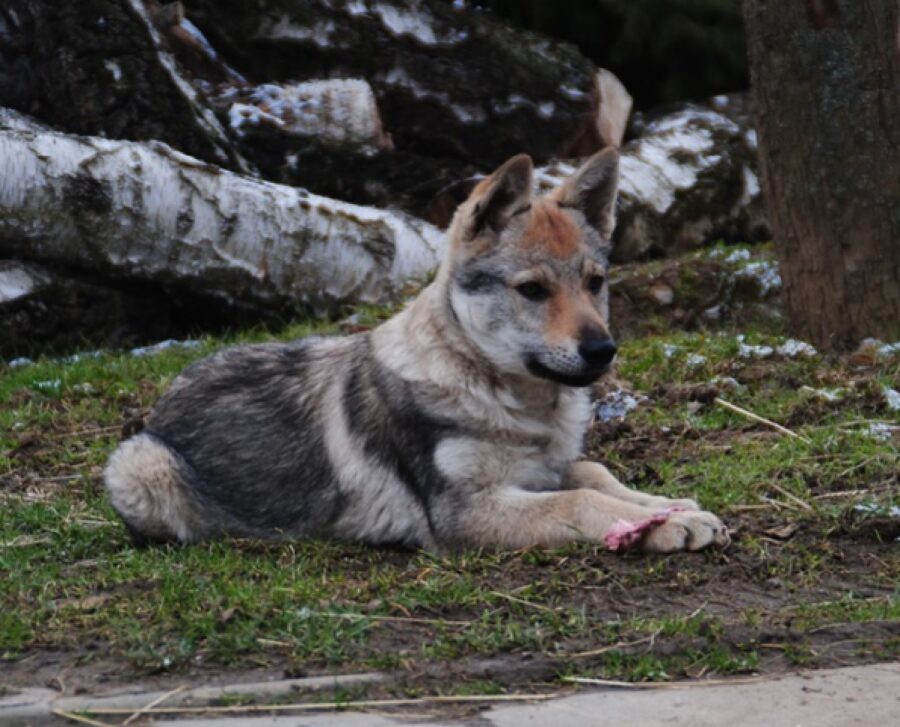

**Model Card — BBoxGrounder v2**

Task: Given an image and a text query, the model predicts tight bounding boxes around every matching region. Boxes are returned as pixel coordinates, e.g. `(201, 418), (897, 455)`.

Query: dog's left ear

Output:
(465, 154), (533, 239)
(552, 148), (620, 240)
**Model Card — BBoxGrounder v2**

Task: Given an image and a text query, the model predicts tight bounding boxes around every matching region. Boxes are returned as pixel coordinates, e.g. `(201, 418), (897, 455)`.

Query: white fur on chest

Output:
(435, 389), (591, 491)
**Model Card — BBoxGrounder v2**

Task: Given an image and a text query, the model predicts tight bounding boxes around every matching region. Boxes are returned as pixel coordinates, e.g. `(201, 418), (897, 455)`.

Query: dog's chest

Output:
(434, 390), (591, 490)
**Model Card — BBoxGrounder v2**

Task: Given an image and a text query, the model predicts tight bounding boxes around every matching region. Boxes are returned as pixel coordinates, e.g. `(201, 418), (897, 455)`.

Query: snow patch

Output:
(661, 343), (681, 359)
(226, 80), (389, 148)
(800, 386), (844, 403)
(259, 15), (336, 47)
(533, 161), (577, 194)
(62, 351), (103, 364)
(686, 353), (707, 368)
(883, 387), (900, 411)
(560, 85), (586, 101)
(0, 266), (38, 303)
(537, 101), (556, 119)
(228, 103), (284, 136)
(777, 339), (818, 359)
(742, 165), (760, 198)
(857, 338), (900, 358)
(372, 3), (466, 45)
(617, 109), (744, 215)
(373, 3), (437, 43)
(381, 67), (482, 124)
(345, 0), (369, 16)
(724, 249), (751, 264)
(864, 423), (899, 442)
(495, 93), (531, 114)
(854, 502), (900, 518)
(104, 60), (122, 83)
(595, 389), (645, 423)
(130, 339), (202, 357)
(449, 103), (487, 125)
(737, 260), (782, 295)
(9, 357), (33, 368)
(737, 335), (774, 359)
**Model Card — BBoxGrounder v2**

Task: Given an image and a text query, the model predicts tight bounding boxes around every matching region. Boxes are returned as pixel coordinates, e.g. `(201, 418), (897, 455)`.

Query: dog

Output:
(104, 148), (730, 553)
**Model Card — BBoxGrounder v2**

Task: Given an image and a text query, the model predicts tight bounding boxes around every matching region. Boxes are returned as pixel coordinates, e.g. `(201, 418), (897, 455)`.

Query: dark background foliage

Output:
(470, 0), (748, 107)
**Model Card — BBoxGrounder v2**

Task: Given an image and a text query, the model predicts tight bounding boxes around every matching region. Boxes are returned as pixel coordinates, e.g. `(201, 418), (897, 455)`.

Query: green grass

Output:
(1, 247), (899, 692)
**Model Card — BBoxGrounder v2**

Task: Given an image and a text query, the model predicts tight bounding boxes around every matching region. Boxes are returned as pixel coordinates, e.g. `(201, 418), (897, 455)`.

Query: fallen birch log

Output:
(0, 111), (442, 314)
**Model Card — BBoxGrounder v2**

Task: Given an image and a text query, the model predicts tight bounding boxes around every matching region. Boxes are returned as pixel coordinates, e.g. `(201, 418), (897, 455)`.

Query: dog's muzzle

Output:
(578, 338), (617, 369)
(525, 338), (617, 387)
(525, 358), (611, 387)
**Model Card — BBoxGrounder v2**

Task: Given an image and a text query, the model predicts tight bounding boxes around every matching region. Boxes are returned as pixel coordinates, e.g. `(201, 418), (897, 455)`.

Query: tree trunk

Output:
(743, 0), (900, 350)
(0, 110), (442, 315)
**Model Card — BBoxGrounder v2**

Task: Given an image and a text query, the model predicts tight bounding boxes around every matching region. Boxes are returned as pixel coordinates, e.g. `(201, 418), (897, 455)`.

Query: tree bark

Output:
(0, 111), (442, 315)
(0, 0), (244, 170)
(743, 0), (900, 350)
(181, 0), (604, 213)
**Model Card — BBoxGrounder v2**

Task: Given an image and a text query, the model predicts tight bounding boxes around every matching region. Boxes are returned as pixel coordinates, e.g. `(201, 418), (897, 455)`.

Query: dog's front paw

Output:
(642, 510), (730, 553)
(645, 495), (700, 511)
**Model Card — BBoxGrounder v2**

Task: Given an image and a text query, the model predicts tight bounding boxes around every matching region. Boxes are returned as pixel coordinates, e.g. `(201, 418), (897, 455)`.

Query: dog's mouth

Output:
(525, 357), (608, 387)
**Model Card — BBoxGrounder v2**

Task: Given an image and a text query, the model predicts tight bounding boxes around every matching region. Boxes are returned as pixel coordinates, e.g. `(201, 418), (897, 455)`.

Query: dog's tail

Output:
(104, 432), (203, 544)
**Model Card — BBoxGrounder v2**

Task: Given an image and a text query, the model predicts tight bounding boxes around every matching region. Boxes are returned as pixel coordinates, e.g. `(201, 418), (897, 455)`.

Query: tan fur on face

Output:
(545, 289), (610, 346)
(521, 201), (582, 258)
(545, 289), (579, 344)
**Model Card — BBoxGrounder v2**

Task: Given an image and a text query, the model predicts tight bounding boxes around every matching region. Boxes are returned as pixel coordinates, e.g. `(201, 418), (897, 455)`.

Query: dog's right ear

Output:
(463, 154), (533, 240)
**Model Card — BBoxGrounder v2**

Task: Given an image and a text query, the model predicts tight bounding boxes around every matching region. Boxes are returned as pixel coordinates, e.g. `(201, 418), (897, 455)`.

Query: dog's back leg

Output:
(104, 433), (203, 544)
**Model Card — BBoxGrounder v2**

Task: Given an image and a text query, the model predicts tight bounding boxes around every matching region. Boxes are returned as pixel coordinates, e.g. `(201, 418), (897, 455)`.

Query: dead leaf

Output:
(56, 594), (112, 611)
(763, 523), (800, 540)
(218, 607), (237, 624)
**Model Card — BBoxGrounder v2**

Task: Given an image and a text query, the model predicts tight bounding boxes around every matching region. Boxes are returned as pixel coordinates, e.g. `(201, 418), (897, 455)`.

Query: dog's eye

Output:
(515, 281), (551, 302)
(586, 275), (605, 295)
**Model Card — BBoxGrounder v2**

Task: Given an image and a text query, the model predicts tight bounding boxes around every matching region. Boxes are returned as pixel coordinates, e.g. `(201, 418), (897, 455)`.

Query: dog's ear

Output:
(552, 148), (619, 239)
(465, 154), (533, 239)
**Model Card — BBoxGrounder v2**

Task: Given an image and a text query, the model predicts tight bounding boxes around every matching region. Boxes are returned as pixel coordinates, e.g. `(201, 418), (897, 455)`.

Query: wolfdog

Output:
(105, 149), (729, 553)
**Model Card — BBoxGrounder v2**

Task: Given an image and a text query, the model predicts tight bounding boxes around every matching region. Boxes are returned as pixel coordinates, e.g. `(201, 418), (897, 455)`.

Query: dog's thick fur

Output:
(105, 149), (729, 553)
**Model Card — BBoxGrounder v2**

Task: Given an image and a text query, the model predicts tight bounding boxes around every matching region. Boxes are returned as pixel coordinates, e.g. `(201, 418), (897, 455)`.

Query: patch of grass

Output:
(1, 248), (899, 693)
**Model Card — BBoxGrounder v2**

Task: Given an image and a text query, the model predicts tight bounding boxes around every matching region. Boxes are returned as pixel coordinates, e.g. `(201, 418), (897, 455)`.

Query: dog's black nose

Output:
(578, 338), (617, 368)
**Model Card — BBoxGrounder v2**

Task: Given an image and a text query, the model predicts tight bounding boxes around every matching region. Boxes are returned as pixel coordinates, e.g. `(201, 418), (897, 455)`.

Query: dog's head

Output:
(442, 149), (619, 387)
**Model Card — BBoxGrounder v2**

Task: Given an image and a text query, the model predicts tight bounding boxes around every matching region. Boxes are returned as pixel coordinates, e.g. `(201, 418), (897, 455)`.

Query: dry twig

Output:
(121, 685), (186, 725)
(714, 398), (812, 443)
(562, 674), (775, 689)
(81, 692), (562, 716)
(765, 482), (814, 512)
(50, 709), (115, 727)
